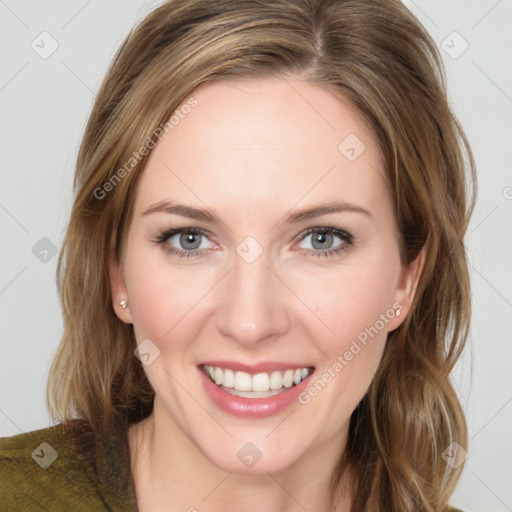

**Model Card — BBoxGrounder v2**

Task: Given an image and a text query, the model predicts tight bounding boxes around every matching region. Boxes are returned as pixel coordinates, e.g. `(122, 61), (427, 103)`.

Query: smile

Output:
(201, 364), (314, 398)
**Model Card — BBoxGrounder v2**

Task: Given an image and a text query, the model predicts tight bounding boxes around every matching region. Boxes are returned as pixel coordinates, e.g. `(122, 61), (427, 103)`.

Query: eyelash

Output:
(152, 227), (354, 260)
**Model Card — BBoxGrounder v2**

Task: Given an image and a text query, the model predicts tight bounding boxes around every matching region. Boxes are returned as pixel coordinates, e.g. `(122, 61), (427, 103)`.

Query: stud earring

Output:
(395, 305), (402, 317)
(119, 300), (128, 310)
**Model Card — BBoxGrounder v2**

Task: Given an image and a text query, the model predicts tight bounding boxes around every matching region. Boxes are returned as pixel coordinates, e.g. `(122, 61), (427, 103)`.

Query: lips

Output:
(197, 361), (316, 419)
(199, 360), (314, 374)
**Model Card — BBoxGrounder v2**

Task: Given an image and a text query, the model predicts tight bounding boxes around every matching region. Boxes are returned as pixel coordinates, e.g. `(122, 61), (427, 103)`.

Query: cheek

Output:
(294, 264), (397, 418)
(124, 245), (213, 348)
(295, 258), (398, 362)
(125, 236), (400, 362)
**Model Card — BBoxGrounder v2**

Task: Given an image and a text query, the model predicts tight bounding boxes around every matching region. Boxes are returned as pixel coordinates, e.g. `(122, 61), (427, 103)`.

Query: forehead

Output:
(133, 76), (388, 218)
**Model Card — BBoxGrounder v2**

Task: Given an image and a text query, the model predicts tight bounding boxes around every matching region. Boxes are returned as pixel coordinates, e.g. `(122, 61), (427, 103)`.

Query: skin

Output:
(108, 75), (424, 512)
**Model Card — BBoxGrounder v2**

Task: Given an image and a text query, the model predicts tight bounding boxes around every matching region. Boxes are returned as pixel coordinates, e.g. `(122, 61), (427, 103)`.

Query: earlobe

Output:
(388, 248), (426, 330)
(107, 248), (133, 324)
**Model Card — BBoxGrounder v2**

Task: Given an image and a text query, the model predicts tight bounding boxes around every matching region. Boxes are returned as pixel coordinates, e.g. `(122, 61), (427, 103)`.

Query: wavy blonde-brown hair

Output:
(47, 0), (476, 510)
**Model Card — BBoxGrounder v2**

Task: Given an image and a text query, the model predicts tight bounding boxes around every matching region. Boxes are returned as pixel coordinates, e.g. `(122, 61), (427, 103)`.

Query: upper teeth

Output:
(203, 365), (312, 392)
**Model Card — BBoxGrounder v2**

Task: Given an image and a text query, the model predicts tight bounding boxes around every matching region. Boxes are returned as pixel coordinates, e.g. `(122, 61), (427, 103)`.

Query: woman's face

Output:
(110, 75), (422, 475)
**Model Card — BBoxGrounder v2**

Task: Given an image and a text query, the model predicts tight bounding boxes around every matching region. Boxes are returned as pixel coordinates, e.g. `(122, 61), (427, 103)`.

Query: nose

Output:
(216, 246), (291, 348)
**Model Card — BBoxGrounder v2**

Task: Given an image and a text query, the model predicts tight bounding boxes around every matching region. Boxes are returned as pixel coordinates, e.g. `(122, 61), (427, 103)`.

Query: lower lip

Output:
(198, 366), (314, 419)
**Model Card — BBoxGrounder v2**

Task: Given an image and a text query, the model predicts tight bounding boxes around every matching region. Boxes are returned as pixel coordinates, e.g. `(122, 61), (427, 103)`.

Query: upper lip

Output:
(199, 360), (315, 374)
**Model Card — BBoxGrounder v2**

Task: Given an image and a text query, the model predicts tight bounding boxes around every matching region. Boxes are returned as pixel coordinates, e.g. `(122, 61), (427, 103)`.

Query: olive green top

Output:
(0, 422), (465, 511)
(0, 421), (137, 511)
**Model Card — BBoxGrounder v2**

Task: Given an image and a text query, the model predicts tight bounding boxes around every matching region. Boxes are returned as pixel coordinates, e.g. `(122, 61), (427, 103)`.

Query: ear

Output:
(107, 247), (133, 324)
(387, 247), (426, 331)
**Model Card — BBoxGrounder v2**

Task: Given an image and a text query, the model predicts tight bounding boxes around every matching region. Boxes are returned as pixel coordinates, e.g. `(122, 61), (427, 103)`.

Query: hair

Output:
(47, 0), (476, 510)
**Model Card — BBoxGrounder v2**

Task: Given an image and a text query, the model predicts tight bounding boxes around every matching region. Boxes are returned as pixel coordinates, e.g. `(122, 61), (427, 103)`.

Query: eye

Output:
(152, 226), (354, 260)
(296, 227), (353, 258)
(152, 228), (214, 259)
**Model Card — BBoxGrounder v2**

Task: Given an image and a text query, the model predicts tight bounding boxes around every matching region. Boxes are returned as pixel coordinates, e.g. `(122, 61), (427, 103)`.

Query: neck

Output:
(128, 404), (354, 512)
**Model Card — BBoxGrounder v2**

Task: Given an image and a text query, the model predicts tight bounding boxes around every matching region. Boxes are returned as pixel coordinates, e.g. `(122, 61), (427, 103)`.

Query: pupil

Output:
(313, 232), (332, 250)
(182, 232), (200, 249)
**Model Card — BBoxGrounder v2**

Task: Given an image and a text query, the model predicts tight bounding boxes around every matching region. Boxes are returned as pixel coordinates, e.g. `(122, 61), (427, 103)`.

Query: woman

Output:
(0, 0), (475, 510)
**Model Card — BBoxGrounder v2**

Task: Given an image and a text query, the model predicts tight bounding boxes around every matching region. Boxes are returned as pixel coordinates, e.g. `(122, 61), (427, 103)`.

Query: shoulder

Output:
(0, 423), (109, 511)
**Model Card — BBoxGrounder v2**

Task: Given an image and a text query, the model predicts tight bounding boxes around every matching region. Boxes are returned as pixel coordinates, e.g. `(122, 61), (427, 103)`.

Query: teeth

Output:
(283, 369), (294, 388)
(202, 364), (313, 393)
(222, 387), (284, 398)
(252, 372), (269, 392)
(223, 369), (234, 388)
(234, 371), (252, 391)
(269, 371), (283, 390)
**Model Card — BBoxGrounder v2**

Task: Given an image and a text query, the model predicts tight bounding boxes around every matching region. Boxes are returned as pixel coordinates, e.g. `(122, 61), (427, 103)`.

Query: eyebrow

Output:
(141, 199), (372, 223)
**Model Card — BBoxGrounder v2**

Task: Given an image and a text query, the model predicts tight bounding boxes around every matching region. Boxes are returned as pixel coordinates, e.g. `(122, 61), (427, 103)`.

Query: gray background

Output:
(1, 1), (511, 510)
